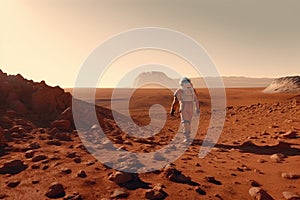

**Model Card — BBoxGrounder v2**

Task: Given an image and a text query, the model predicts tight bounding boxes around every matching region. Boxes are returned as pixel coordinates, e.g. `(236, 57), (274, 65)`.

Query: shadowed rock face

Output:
(0, 69), (71, 126)
(264, 76), (300, 93)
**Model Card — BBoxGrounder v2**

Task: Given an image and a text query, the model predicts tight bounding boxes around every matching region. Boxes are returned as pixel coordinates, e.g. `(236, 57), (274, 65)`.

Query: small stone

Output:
(66, 152), (77, 158)
(110, 188), (129, 198)
(7, 180), (20, 188)
(77, 170), (87, 178)
(282, 191), (300, 200)
(108, 171), (133, 184)
(31, 164), (40, 169)
(73, 157), (81, 163)
(32, 155), (48, 162)
(46, 182), (65, 198)
(29, 142), (40, 149)
(25, 150), (35, 158)
(281, 172), (299, 179)
(86, 161), (95, 166)
(249, 187), (274, 200)
(164, 166), (191, 183)
(42, 165), (49, 170)
(32, 180), (39, 184)
(270, 153), (285, 163)
(205, 176), (222, 185)
(61, 168), (72, 174)
(145, 186), (167, 200)
(195, 186), (206, 195)
(249, 180), (261, 187)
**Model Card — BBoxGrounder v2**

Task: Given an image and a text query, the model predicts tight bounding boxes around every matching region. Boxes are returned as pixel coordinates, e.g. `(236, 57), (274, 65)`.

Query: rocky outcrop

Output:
(264, 76), (300, 93)
(0, 69), (71, 126)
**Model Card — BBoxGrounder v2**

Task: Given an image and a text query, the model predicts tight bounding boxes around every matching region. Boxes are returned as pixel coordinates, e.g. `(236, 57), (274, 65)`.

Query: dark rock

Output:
(195, 186), (206, 195)
(249, 180), (262, 187)
(29, 142), (41, 149)
(73, 157), (81, 163)
(0, 159), (28, 174)
(25, 150), (35, 158)
(61, 168), (72, 174)
(205, 176), (222, 185)
(31, 164), (40, 169)
(7, 180), (20, 188)
(66, 152), (77, 158)
(249, 187), (274, 200)
(32, 155), (48, 162)
(108, 171), (133, 184)
(77, 170), (87, 178)
(46, 182), (65, 198)
(164, 166), (191, 183)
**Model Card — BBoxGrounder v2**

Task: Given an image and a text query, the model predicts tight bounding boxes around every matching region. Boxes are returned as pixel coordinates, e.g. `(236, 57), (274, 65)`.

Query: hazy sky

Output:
(1, 0), (299, 87)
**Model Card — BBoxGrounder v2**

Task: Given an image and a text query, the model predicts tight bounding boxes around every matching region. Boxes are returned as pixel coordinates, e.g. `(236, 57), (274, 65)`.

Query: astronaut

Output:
(170, 77), (200, 142)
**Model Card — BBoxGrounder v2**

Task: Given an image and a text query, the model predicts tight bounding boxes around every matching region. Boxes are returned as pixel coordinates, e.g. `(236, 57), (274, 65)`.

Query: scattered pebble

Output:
(7, 180), (20, 188)
(77, 170), (87, 178)
(61, 168), (72, 174)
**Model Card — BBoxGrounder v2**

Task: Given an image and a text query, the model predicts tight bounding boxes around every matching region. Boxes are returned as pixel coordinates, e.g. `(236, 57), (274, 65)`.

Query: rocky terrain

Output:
(1, 70), (300, 199)
(264, 76), (300, 93)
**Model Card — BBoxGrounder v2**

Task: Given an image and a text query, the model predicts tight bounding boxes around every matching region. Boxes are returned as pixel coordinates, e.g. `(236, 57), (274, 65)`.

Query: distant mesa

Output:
(263, 76), (300, 93)
(133, 71), (178, 88)
(133, 71), (273, 88)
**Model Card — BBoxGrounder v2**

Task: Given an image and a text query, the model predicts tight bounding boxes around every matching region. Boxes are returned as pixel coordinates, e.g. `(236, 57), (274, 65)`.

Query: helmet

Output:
(179, 77), (191, 85)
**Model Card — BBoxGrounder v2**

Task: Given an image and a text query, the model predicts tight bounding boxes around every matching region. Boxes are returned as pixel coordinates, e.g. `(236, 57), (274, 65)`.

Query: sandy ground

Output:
(1, 88), (300, 200)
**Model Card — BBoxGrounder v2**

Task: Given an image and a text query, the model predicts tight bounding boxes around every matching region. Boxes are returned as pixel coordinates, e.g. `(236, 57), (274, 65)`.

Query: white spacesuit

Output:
(170, 77), (200, 141)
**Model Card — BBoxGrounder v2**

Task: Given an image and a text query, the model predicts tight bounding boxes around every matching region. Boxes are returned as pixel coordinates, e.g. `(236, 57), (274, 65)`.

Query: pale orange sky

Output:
(0, 0), (299, 87)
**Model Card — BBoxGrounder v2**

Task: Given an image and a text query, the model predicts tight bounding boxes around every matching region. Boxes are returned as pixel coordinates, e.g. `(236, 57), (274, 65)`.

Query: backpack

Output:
(181, 82), (194, 102)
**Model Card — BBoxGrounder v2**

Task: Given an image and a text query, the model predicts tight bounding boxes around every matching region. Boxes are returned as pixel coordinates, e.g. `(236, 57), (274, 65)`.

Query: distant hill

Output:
(133, 71), (273, 88)
(263, 76), (300, 93)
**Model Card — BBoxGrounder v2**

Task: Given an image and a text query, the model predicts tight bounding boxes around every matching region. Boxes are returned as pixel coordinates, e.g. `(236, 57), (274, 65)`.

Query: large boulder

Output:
(0, 159), (28, 174)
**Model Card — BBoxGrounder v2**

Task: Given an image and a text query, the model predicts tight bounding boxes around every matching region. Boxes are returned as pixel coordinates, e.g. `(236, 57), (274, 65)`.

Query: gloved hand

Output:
(170, 109), (175, 116)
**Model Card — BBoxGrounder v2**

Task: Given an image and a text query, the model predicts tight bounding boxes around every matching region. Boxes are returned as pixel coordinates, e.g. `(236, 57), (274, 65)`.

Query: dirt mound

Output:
(263, 76), (300, 93)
